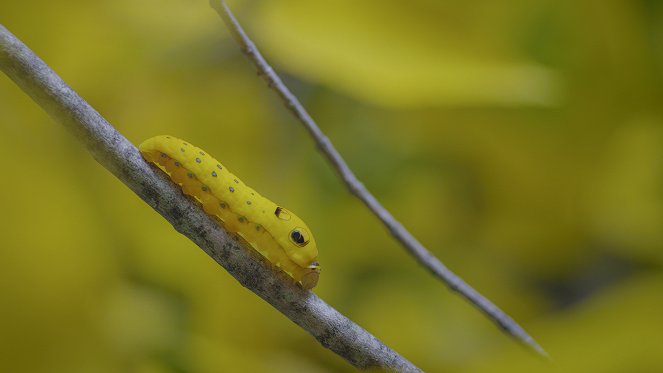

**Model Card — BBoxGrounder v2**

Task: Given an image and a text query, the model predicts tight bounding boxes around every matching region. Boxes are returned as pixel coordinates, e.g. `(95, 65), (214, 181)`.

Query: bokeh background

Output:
(1, 0), (662, 372)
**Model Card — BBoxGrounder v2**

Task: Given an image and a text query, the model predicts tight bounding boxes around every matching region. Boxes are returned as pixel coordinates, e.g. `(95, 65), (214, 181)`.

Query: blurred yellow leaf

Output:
(252, 0), (560, 107)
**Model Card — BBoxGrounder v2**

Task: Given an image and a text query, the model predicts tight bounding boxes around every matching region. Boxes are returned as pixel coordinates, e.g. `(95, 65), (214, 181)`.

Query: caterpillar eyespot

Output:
(139, 135), (321, 289)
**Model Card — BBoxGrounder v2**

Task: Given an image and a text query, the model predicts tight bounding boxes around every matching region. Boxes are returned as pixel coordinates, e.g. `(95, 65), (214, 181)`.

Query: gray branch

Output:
(210, 0), (548, 358)
(0, 24), (421, 372)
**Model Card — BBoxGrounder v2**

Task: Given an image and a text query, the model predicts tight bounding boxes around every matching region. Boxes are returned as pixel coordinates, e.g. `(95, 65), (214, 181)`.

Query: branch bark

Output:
(0, 24), (422, 372)
(210, 0), (548, 358)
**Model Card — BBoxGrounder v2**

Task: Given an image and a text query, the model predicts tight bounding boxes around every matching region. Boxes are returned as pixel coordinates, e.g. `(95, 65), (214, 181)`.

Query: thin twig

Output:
(210, 0), (548, 358)
(0, 24), (422, 372)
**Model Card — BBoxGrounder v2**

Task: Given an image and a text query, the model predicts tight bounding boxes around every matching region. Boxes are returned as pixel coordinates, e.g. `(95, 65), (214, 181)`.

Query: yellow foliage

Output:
(1, 0), (661, 371)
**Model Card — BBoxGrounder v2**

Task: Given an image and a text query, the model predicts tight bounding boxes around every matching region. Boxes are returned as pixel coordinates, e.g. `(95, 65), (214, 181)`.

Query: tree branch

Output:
(0, 24), (422, 372)
(210, 0), (548, 358)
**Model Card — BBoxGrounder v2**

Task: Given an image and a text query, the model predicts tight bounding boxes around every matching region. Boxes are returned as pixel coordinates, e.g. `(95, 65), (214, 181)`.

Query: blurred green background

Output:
(1, 0), (662, 372)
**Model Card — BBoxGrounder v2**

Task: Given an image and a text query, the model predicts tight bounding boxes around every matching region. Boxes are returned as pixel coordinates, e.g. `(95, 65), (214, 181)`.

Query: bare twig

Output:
(0, 24), (422, 372)
(210, 0), (548, 358)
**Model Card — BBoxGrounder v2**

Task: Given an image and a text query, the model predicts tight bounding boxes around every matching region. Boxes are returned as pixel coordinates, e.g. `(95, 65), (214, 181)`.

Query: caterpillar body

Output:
(139, 135), (320, 289)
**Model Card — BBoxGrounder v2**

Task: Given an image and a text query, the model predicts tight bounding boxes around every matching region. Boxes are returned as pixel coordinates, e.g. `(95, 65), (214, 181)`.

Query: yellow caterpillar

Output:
(139, 135), (320, 289)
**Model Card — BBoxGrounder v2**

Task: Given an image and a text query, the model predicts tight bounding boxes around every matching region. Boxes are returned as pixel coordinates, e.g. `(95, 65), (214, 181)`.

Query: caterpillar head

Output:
(273, 206), (319, 269)
(300, 260), (321, 289)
